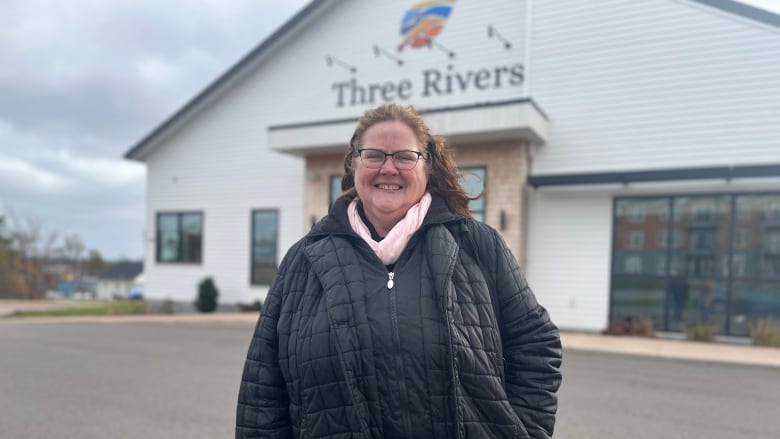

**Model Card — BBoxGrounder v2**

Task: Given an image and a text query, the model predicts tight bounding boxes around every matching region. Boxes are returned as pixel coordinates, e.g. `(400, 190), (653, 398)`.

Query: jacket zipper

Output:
(386, 270), (414, 438)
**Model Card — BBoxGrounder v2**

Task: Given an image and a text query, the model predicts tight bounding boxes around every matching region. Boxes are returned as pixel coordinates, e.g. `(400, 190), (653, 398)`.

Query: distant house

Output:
(96, 261), (143, 300)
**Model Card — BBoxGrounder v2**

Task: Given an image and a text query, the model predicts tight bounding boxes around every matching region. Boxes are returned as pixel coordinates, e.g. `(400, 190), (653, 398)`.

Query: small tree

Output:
(195, 277), (219, 313)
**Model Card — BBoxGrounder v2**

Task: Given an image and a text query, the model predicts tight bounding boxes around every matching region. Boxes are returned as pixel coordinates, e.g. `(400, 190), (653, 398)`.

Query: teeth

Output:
(377, 184), (401, 190)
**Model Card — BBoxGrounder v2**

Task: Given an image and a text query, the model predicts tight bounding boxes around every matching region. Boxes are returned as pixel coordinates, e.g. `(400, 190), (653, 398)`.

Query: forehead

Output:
(362, 121), (419, 149)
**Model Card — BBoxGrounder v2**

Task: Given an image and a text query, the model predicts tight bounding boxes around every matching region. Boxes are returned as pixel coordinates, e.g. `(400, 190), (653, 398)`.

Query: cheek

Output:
(355, 167), (374, 187)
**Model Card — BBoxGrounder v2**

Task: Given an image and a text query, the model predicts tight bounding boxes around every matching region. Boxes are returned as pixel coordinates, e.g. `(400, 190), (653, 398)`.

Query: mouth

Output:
(375, 183), (402, 191)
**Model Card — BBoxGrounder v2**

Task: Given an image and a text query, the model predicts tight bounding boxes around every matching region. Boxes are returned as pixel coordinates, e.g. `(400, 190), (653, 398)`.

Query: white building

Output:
(126, 0), (780, 337)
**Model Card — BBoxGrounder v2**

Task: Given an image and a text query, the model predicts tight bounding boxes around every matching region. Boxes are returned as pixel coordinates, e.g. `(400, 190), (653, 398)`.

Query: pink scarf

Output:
(348, 193), (432, 265)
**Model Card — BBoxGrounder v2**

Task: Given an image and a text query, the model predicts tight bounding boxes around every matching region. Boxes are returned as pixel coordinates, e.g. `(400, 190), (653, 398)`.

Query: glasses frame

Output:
(356, 148), (426, 170)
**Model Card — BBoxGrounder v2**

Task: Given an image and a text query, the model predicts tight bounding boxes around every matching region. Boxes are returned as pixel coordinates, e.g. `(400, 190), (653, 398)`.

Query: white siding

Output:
(138, 0), (780, 308)
(525, 189), (613, 331)
(140, 0), (535, 304)
(528, 0), (780, 174)
(253, 0), (529, 122)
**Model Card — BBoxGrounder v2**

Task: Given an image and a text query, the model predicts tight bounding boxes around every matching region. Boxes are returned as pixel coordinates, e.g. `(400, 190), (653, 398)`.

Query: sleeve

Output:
(236, 245), (300, 439)
(485, 227), (563, 439)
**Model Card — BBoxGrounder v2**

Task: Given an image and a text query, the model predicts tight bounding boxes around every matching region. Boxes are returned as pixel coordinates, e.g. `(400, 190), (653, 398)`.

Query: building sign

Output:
(332, 64), (524, 107)
(330, 0), (523, 107)
(398, 0), (455, 51)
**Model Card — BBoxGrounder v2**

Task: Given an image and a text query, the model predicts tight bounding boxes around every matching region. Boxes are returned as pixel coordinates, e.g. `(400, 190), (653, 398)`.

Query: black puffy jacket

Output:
(237, 195), (562, 438)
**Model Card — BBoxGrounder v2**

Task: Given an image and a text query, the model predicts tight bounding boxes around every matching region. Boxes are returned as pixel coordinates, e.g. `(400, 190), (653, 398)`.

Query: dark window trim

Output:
(528, 164), (780, 188)
(461, 166), (488, 222)
(250, 208), (280, 286)
(329, 174), (343, 208)
(609, 190), (780, 336)
(155, 211), (204, 264)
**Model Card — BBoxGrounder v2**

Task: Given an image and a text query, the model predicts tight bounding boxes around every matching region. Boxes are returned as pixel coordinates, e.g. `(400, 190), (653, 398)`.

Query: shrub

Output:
(685, 321), (718, 342)
(160, 298), (175, 314)
(194, 277), (219, 313)
(237, 300), (263, 312)
(604, 316), (655, 337)
(750, 319), (780, 348)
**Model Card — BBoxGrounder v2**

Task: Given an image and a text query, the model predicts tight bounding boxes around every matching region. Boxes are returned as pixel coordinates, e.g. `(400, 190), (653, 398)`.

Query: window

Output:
(735, 228), (751, 249)
(156, 212), (203, 263)
(656, 229), (668, 248)
(251, 210), (279, 285)
(626, 231), (644, 250)
(627, 205), (646, 223)
(624, 255), (643, 273)
(329, 174), (342, 207)
(460, 167), (486, 222)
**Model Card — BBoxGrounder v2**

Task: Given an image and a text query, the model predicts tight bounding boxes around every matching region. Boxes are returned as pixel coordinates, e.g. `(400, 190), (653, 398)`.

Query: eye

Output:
(363, 150), (385, 161)
(395, 151), (417, 162)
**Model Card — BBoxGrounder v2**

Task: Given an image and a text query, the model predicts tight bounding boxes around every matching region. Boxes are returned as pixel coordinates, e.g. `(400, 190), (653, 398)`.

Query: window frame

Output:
(155, 211), (203, 264)
(460, 166), (487, 222)
(329, 174), (343, 208)
(250, 209), (280, 286)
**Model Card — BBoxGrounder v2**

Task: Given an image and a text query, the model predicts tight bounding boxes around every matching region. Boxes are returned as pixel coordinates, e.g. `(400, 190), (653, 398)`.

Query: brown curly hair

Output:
(340, 103), (473, 218)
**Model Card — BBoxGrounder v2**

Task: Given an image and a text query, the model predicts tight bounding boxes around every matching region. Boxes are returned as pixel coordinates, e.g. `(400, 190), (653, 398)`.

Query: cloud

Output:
(0, 0), (310, 259)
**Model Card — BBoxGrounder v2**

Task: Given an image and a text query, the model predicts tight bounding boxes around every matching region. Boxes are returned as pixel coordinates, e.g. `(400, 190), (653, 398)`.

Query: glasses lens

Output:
(393, 151), (419, 169)
(360, 149), (385, 168)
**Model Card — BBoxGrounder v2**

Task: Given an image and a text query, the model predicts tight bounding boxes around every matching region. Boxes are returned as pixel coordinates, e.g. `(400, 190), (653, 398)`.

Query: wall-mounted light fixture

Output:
(325, 55), (357, 73)
(499, 210), (507, 231)
(487, 25), (512, 50)
(373, 45), (403, 66)
(427, 40), (455, 58)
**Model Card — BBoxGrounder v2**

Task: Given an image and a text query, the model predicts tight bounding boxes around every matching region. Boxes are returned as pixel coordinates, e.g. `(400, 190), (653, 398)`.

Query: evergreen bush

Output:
(194, 277), (219, 313)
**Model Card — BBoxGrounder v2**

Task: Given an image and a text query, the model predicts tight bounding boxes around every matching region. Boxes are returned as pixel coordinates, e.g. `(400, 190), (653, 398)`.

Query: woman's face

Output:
(354, 120), (428, 235)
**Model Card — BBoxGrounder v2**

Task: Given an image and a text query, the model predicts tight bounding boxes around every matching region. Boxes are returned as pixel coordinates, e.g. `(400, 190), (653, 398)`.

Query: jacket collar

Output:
(310, 192), (464, 238)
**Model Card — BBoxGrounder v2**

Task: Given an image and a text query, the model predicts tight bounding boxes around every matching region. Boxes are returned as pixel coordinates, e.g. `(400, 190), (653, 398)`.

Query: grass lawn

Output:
(1, 300), (146, 318)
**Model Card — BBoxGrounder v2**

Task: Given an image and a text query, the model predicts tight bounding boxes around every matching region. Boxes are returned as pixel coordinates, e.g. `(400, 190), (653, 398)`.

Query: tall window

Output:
(251, 210), (279, 285)
(156, 212), (203, 263)
(611, 193), (780, 337)
(329, 174), (343, 207)
(460, 167), (486, 222)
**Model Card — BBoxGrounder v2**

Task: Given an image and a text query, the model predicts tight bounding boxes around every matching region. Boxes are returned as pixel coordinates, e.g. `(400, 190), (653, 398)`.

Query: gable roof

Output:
(692, 0), (780, 28)
(124, 0), (332, 161)
(123, 0), (780, 162)
(99, 261), (143, 280)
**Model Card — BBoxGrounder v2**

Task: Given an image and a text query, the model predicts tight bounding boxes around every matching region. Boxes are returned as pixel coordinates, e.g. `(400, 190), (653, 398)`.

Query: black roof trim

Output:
(124, 0), (329, 160)
(527, 164), (780, 188)
(691, 0), (780, 28)
(269, 98), (548, 131)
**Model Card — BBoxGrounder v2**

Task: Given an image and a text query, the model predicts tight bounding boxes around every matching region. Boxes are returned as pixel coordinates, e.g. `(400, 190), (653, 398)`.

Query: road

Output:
(1, 320), (778, 438)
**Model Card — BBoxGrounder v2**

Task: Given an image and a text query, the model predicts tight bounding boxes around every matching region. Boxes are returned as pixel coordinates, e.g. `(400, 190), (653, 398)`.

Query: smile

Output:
(376, 184), (401, 190)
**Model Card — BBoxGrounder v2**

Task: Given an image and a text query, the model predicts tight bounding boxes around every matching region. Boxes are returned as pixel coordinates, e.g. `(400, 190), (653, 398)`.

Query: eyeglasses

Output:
(357, 148), (425, 170)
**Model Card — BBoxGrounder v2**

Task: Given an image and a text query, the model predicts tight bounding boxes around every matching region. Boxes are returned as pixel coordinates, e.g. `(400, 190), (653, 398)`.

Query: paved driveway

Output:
(2, 319), (779, 438)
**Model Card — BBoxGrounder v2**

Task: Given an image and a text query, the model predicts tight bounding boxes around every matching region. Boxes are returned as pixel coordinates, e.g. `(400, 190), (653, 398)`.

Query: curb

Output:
(3, 313), (778, 369)
(562, 332), (780, 369)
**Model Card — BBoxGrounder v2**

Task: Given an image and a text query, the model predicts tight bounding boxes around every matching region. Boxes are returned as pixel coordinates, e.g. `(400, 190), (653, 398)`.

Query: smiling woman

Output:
(237, 103), (562, 439)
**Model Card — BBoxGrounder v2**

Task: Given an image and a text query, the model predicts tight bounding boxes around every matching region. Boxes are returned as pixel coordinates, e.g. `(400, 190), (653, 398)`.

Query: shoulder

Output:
(458, 218), (503, 248)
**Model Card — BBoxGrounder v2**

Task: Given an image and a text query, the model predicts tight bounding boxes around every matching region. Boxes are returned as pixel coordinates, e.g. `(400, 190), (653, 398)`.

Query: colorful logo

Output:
(398, 0), (455, 52)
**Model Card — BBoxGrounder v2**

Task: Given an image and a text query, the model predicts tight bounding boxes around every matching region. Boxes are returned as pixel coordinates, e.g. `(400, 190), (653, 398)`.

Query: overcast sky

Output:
(0, 0), (777, 261)
(0, 0), (309, 260)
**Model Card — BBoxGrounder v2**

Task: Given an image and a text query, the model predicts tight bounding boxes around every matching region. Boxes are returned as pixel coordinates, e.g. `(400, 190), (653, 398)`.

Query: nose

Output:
(379, 157), (399, 174)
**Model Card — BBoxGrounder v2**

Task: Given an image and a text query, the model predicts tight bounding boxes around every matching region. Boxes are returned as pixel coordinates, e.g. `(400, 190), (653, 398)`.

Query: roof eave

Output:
(124, 0), (333, 162)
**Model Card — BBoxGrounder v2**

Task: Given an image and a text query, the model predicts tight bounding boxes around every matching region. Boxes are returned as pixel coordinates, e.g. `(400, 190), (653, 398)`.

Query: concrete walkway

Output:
(2, 301), (779, 369)
(560, 332), (780, 368)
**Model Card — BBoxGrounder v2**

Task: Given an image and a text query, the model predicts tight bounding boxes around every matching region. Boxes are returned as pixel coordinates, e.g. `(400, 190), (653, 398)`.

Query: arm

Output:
(236, 248), (297, 438)
(487, 227), (562, 439)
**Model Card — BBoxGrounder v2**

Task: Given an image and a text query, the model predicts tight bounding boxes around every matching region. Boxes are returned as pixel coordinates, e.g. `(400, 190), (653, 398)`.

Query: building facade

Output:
(126, 0), (780, 337)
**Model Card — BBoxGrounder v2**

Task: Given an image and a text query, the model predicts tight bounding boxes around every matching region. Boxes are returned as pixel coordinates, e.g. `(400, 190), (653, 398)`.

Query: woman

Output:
(237, 104), (562, 438)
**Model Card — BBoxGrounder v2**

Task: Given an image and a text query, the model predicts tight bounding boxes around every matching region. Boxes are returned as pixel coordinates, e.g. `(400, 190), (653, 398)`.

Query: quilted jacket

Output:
(237, 195), (562, 438)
